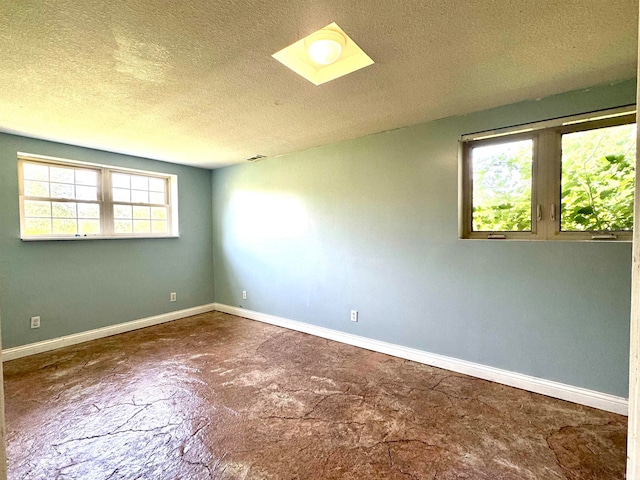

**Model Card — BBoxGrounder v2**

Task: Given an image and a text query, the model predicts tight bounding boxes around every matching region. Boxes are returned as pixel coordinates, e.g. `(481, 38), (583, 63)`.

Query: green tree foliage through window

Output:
(471, 139), (533, 232)
(561, 123), (636, 232)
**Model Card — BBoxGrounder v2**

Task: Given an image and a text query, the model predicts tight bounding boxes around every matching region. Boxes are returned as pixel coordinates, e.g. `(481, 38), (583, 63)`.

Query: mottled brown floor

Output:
(4, 312), (627, 479)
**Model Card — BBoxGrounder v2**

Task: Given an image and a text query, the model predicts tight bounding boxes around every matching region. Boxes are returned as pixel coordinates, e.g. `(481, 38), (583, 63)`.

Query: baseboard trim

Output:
(214, 303), (628, 416)
(2, 303), (217, 362)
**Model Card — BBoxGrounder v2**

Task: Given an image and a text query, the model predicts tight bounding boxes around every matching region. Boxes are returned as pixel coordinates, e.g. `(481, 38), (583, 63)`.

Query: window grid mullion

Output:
(531, 132), (541, 238)
(166, 177), (173, 236)
(534, 130), (555, 240)
(102, 168), (114, 235)
(548, 130), (563, 239)
(21, 197), (101, 204)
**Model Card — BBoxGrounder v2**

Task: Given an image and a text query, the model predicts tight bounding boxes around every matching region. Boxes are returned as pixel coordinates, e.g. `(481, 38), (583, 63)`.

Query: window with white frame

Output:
(460, 106), (636, 240)
(18, 154), (178, 240)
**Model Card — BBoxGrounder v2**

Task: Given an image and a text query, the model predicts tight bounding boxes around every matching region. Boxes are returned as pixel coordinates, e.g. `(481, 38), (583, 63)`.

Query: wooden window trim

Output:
(459, 107), (636, 241)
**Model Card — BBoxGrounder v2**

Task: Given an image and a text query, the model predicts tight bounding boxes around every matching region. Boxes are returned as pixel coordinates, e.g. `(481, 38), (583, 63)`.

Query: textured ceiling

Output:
(0, 1), (638, 169)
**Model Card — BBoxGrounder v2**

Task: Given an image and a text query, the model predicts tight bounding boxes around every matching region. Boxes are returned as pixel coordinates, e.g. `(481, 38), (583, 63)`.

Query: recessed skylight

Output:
(272, 23), (374, 86)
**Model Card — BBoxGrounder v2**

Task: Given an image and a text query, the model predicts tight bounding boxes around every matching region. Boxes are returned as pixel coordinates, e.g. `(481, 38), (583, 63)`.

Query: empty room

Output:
(1, 0), (640, 479)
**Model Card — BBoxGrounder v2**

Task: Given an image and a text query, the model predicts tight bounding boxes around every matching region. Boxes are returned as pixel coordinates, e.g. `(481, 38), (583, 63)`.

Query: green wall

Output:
(212, 79), (636, 398)
(0, 134), (215, 348)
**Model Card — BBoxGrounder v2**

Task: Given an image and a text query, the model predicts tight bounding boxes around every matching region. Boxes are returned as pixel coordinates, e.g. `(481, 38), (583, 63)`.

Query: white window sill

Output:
(460, 236), (631, 243)
(21, 235), (180, 241)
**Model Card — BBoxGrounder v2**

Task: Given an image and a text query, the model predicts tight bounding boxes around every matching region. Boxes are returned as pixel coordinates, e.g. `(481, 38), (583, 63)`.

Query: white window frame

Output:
(459, 106), (636, 241)
(18, 153), (179, 241)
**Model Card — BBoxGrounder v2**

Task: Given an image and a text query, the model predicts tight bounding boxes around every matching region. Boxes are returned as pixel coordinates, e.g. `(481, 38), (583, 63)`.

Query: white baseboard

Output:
(2, 303), (217, 362)
(214, 303), (629, 416)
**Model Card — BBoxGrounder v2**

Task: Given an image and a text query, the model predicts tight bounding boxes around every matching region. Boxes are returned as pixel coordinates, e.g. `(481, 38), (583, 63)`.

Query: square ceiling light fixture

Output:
(272, 23), (374, 86)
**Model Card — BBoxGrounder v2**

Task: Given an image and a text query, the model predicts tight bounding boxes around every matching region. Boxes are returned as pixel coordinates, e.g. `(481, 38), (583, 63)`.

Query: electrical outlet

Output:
(170, 292), (177, 302)
(30, 316), (41, 329)
(350, 310), (358, 322)
(242, 290), (247, 300)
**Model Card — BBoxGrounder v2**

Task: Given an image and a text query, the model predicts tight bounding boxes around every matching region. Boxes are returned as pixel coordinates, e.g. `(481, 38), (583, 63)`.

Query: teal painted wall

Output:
(0, 134), (215, 349)
(212, 79), (636, 398)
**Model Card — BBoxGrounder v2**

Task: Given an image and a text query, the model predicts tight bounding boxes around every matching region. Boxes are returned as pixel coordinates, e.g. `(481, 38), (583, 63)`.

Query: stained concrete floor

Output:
(4, 311), (627, 480)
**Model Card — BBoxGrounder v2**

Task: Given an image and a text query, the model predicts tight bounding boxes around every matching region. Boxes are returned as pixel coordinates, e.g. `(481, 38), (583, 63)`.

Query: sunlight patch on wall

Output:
(230, 191), (310, 245)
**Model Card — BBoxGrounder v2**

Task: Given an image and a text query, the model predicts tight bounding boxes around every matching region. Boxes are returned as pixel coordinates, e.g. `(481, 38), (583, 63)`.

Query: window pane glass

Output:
(50, 183), (75, 199)
(133, 219), (151, 233)
(52, 218), (77, 235)
(24, 200), (51, 217)
(23, 163), (49, 181)
(24, 180), (50, 197)
(131, 176), (149, 190)
(131, 190), (149, 204)
(79, 219), (100, 234)
(133, 206), (151, 219)
(77, 203), (100, 219)
(112, 188), (131, 202)
(149, 177), (165, 192)
(75, 169), (98, 186)
(21, 159), (174, 238)
(112, 173), (130, 189)
(561, 123), (636, 232)
(151, 207), (167, 220)
(76, 186), (97, 201)
(114, 204), (132, 219)
(24, 218), (52, 235)
(152, 220), (167, 233)
(114, 219), (133, 233)
(149, 192), (165, 204)
(52, 202), (76, 218)
(471, 139), (533, 232)
(50, 167), (75, 184)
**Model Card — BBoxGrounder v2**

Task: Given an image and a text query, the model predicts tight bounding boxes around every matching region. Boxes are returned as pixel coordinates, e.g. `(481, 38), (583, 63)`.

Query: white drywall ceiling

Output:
(0, 0), (637, 169)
